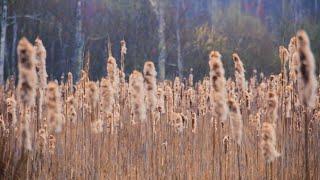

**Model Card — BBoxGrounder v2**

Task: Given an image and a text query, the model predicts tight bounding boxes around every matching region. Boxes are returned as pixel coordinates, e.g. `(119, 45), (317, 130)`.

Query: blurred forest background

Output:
(1, 0), (320, 82)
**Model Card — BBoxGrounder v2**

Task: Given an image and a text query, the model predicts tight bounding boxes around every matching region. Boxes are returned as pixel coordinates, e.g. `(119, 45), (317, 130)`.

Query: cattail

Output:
(84, 51), (91, 74)
(209, 51), (229, 122)
(21, 109), (32, 150)
(6, 96), (17, 126)
(288, 37), (297, 56)
(38, 128), (47, 153)
(288, 37), (298, 81)
(143, 61), (157, 111)
(107, 56), (117, 82)
(173, 77), (182, 110)
(257, 82), (267, 107)
(249, 112), (261, 130)
(66, 96), (77, 123)
(17, 37), (38, 107)
(198, 84), (207, 115)
(48, 134), (56, 154)
(284, 85), (292, 118)
(119, 71), (127, 103)
(165, 85), (174, 123)
(0, 115), (5, 132)
(261, 122), (280, 162)
(120, 40), (127, 55)
(266, 91), (278, 125)
(191, 112), (197, 133)
(186, 87), (196, 108)
(114, 104), (121, 125)
(34, 37), (48, 89)
(46, 81), (64, 133)
(79, 70), (89, 84)
(107, 55), (120, 100)
(232, 53), (247, 93)
(171, 112), (184, 132)
(157, 87), (165, 113)
(279, 46), (289, 84)
(100, 78), (114, 117)
(5, 76), (15, 97)
(223, 136), (230, 154)
(67, 72), (74, 96)
(188, 68), (194, 87)
(92, 119), (103, 134)
(85, 81), (99, 111)
(295, 30), (318, 108)
(120, 40), (127, 72)
(279, 46), (289, 66)
(129, 70), (146, 123)
(227, 98), (243, 145)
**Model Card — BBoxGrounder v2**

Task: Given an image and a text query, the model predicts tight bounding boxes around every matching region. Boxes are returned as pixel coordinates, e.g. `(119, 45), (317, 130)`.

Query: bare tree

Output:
(0, 0), (8, 84)
(72, 0), (84, 81)
(10, 14), (18, 77)
(176, 0), (183, 78)
(150, 0), (167, 80)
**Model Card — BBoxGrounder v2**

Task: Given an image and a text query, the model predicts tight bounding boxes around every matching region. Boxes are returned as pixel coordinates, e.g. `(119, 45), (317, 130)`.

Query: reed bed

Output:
(0, 31), (319, 179)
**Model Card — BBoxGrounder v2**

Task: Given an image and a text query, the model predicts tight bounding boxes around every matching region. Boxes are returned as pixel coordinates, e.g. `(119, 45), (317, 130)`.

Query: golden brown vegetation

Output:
(0, 30), (319, 179)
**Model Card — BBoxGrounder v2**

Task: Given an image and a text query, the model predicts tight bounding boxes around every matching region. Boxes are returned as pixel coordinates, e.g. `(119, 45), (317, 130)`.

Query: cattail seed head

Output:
(6, 96), (17, 126)
(279, 46), (289, 65)
(143, 61), (157, 110)
(34, 37), (48, 89)
(17, 37), (38, 107)
(48, 134), (56, 154)
(46, 81), (64, 133)
(157, 87), (165, 113)
(261, 122), (280, 162)
(209, 51), (229, 122)
(191, 112), (197, 133)
(38, 128), (47, 152)
(129, 70), (146, 122)
(296, 30), (318, 108)
(85, 81), (99, 109)
(232, 53), (247, 94)
(227, 98), (243, 145)
(266, 91), (278, 125)
(188, 68), (194, 87)
(100, 78), (114, 115)
(66, 96), (77, 123)
(0, 116), (5, 131)
(223, 136), (230, 154)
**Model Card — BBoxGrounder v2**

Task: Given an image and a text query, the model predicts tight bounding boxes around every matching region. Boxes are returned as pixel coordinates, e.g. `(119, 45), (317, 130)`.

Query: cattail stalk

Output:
(46, 82), (64, 133)
(34, 37), (48, 130)
(232, 53), (247, 96)
(209, 51), (229, 122)
(143, 61), (157, 132)
(295, 30), (318, 180)
(17, 37), (38, 152)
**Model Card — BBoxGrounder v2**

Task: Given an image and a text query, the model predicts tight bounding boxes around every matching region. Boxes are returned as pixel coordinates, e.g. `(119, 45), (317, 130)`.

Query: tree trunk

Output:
(11, 14), (18, 77)
(72, 0), (84, 81)
(150, 0), (167, 80)
(157, 2), (166, 80)
(211, 0), (216, 23)
(58, 22), (68, 76)
(0, 0), (8, 84)
(176, 0), (183, 78)
(315, 0), (318, 20)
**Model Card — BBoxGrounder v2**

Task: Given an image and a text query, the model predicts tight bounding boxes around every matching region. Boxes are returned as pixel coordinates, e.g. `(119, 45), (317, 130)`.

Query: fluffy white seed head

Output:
(17, 37), (38, 107)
